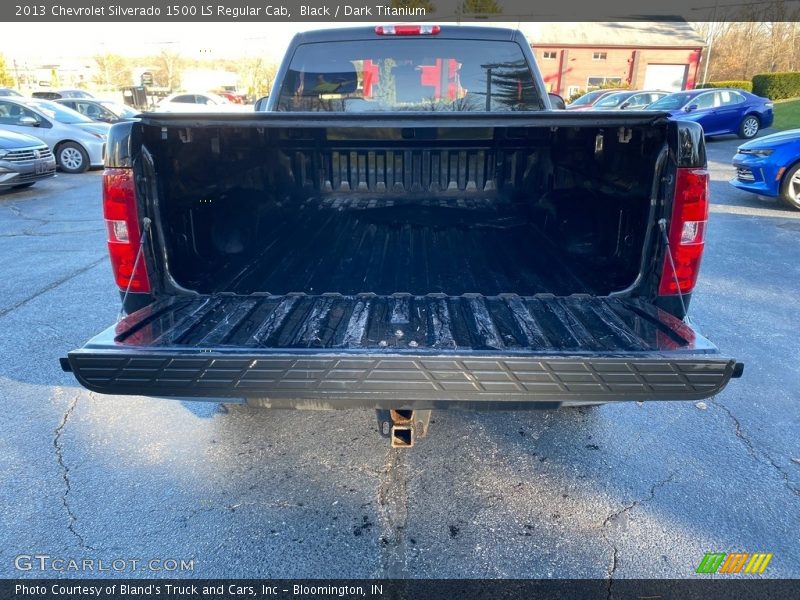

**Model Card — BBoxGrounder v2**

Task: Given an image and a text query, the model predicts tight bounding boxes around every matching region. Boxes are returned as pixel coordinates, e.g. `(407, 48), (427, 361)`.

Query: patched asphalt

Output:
(0, 135), (798, 581)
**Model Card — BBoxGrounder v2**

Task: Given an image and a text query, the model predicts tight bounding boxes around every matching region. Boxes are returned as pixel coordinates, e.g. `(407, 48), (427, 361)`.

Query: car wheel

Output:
(779, 162), (800, 210)
(56, 142), (89, 173)
(738, 115), (760, 139)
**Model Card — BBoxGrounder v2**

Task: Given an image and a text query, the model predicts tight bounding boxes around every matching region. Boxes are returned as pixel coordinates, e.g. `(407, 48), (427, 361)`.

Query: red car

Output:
(216, 91), (247, 104)
(566, 89), (617, 110)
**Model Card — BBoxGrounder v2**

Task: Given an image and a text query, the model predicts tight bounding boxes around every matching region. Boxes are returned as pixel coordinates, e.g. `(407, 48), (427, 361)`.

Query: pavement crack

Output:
(0, 256), (106, 319)
(54, 394), (92, 550)
(5, 203), (51, 225)
(602, 472), (675, 598)
(713, 399), (800, 497)
(375, 449), (409, 578)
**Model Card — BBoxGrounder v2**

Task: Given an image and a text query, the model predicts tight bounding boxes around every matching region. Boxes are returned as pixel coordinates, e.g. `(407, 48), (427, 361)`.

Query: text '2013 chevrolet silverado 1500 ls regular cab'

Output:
(62, 25), (742, 447)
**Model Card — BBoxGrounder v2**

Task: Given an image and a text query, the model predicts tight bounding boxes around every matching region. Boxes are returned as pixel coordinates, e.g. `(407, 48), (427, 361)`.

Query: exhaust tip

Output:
(391, 425), (414, 448)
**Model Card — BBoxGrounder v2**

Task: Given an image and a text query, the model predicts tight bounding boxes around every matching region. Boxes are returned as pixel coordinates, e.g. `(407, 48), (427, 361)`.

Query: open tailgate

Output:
(62, 294), (741, 409)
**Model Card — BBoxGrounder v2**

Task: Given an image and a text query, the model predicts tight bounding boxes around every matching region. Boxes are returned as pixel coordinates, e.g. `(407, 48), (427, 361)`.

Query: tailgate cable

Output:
(658, 218), (688, 319)
(118, 217), (152, 321)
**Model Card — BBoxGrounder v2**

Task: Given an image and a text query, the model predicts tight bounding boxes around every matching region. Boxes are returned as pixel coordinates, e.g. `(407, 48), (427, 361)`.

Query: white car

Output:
(156, 92), (248, 113)
(0, 97), (109, 173)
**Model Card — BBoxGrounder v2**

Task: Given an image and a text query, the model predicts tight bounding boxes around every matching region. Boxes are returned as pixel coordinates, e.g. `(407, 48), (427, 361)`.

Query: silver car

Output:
(55, 98), (139, 124)
(0, 130), (56, 190)
(0, 97), (109, 173)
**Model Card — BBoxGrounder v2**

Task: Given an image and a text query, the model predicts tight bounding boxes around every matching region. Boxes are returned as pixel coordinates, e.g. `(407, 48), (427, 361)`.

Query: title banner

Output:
(2, 0), (797, 22)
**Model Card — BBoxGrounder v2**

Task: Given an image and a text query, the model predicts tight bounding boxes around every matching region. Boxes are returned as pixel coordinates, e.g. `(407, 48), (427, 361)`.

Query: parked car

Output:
(61, 25), (741, 449)
(55, 98), (139, 123)
(216, 90), (247, 104)
(0, 130), (56, 190)
(32, 89), (94, 100)
(730, 128), (800, 210)
(0, 97), (109, 173)
(0, 87), (23, 97)
(565, 89), (617, 110)
(156, 92), (247, 112)
(588, 90), (668, 110)
(647, 89), (773, 138)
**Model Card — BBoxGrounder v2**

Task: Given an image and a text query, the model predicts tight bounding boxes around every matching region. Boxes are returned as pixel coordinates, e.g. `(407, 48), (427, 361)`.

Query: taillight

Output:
(375, 25), (441, 36)
(103, 167), (150, 293)
(658, 168), (709, 296)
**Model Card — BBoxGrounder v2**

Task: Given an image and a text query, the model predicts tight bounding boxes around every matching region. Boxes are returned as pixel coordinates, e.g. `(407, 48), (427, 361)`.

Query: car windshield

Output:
(26, 99), (93, 124)
(593, 92), (628, 108)
(570, 90), (607, 106)
(100, 101), (138, 118)
(647, 93), (693, 110)
(277, 38), (543, 112)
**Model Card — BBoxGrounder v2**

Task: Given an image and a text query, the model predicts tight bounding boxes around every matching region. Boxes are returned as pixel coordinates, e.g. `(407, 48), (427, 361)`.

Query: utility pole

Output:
(12, 58), (21, 89)
(701, 0), (720, 84)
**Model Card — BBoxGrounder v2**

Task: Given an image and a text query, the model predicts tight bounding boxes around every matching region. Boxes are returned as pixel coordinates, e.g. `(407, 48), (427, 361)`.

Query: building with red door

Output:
(522, 21), (705, 97)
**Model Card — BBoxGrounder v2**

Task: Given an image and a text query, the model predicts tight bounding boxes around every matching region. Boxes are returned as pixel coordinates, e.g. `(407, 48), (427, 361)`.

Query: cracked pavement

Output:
(0, 142), (798, 581)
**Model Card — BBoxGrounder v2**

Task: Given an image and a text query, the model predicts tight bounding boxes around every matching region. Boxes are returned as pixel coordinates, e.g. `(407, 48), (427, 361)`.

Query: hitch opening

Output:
(380, 409), (431, 448)
(391, 425), (414, 448)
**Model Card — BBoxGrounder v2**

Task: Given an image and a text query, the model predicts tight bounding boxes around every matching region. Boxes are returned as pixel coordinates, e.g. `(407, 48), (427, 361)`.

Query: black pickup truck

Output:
(63, 25), (741, 446)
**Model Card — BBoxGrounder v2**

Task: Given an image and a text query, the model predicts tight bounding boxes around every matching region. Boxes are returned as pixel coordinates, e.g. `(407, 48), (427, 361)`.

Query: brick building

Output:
(522, 21), (705, 97)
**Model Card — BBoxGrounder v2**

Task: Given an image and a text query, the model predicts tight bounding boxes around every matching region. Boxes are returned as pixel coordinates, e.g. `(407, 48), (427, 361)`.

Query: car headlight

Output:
(739, 148), (773, 157)
(0, 149), (8, 159)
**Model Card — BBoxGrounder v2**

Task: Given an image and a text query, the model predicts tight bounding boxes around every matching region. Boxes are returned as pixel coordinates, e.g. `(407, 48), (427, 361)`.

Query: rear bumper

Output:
(63, 351), (740, 409)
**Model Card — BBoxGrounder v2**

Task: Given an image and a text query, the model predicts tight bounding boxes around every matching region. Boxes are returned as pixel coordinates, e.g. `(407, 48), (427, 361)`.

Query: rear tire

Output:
(56, 142), (89, 174)
(779, 162), (800, 210)
(738, 115), (760, 139)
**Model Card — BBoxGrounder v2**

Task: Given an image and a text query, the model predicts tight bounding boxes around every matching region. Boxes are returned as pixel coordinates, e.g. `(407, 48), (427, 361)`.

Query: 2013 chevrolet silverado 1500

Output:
(62, 26), (742, 446)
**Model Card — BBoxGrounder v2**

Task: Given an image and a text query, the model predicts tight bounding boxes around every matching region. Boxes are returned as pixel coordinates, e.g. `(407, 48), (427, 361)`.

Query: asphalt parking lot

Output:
(0, 134), (798, 581)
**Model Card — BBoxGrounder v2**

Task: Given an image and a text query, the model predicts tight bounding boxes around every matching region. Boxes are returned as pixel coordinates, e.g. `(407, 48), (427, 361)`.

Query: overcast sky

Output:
(1, 21), (533, 65)
(1, 23), (345, 64)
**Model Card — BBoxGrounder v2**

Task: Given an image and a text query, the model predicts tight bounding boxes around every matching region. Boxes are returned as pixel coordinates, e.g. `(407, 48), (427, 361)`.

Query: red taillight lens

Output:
(375, 25), (441, 36)
(103, 167), (150, 293)
(658, 168), (709, 296)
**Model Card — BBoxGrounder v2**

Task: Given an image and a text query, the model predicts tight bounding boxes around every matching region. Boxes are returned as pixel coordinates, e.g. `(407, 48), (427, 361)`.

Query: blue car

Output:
(730, 129), (800, 210)
(647, 88), (773, 139)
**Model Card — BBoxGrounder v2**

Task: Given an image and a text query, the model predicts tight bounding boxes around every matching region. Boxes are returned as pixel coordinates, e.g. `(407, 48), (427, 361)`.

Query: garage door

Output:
(643, 64), (688, 91)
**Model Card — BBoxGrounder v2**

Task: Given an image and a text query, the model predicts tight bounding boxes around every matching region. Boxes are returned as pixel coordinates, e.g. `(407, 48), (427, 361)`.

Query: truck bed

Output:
(64, 294), (738, 408)
(209, 197), (601, 296)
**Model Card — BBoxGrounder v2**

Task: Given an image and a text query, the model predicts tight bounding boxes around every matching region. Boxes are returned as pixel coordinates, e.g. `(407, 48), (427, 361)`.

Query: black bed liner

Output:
(110, 294), (696, 352)
(193, 197), (618, 296)
(64, 294), (738, 407)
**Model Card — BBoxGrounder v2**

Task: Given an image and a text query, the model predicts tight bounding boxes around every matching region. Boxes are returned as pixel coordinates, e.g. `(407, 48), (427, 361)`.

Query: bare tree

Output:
(93, 53), (133, 89)
(461, 0), (502, 16)
(236, 58), (278, 100)
(155, 48), (183, 90)
(391, 0), (436, 11)
(694, 2), (800, 82)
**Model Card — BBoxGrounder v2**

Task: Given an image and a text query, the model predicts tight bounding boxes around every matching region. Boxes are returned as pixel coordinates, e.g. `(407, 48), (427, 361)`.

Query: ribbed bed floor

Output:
(183, 198), (622, 296)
